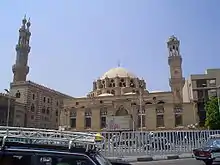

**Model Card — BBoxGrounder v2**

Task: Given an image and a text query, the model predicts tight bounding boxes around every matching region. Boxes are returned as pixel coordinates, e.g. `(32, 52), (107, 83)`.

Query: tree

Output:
(205, 97), (220, 130)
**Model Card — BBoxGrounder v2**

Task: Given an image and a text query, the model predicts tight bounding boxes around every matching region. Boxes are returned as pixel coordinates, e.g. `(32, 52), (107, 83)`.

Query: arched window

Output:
(115, 106), (128, 116)
(31, 104), (35, 112)
(85, 108), (92, 129)
(156, 105), (164, 127)
(70, 108), (77, 129)
(100, 107), (107, 129)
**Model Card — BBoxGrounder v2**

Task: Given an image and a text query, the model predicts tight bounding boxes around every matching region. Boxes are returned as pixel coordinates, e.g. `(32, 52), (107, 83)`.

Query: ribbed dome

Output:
(100, 67), (136, 80)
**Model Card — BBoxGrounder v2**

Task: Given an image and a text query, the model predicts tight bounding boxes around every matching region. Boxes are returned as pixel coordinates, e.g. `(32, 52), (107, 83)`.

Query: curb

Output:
(108, 153), (193, 163)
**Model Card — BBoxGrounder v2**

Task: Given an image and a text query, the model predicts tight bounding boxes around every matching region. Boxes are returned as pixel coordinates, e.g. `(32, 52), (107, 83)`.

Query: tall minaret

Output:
(167, 35), (185, 104)
(12, 16), (31, 82)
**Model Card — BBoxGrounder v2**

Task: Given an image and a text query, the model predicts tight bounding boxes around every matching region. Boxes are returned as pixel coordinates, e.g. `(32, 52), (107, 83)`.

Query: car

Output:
(0, 127), (131, 165)
(193, 135), (220, 165)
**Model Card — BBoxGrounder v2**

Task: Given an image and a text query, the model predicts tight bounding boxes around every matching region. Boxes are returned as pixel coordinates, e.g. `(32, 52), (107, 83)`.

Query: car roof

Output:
(0, 127), (105, 155)
(0, 141), (99, 156)
(209, 134), (220, 139)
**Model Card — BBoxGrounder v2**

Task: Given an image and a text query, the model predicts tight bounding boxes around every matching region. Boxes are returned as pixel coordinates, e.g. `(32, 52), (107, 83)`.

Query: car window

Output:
(95, 153), (111, 165)
(35, 154), (94, 165)
(205, 138), (220, 147)
(0, 152), (32, 165)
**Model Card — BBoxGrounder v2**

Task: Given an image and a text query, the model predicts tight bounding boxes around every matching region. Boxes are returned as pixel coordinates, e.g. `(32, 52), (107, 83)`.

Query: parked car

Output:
(193, 135), (220, 165)
(0, 130), (131, 165)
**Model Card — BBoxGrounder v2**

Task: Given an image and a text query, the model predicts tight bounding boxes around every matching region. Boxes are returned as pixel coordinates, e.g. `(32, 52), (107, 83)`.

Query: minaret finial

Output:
(27, 17), (31, 28)
(22, 14), (27, 27)
(117, 60), (121, 67)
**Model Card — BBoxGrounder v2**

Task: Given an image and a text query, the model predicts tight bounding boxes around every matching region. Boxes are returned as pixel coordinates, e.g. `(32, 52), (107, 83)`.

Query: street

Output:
(131, 158), (220, 165)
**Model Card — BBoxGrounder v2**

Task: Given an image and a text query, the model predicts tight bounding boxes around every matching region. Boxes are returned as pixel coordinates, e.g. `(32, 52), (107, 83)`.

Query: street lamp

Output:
(4, 89), (11, 135)
(139, 83), (144, 132)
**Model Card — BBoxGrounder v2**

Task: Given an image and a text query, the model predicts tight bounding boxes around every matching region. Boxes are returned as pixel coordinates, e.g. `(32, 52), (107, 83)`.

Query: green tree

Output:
(205, 97), (220, 130)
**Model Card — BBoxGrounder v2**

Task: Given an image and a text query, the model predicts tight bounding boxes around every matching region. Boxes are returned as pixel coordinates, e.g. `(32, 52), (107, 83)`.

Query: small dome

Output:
(98, 93), (114, 97)
(168, 35), (178, 42)
(100, 67), (136, 80)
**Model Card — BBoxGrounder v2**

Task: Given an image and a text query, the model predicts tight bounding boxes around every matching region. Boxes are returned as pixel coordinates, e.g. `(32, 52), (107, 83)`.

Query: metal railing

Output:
(0, 126), (219, 157)
(100, 130), (220, 157)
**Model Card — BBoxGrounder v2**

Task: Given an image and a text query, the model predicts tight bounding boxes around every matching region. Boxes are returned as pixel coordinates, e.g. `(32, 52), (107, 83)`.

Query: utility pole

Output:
(4, 89), (11, 135)
(139, 88), (143, 132)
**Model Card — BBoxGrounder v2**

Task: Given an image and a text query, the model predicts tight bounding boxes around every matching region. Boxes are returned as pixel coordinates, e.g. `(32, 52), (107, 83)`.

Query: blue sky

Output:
(1, 0), (220, 97)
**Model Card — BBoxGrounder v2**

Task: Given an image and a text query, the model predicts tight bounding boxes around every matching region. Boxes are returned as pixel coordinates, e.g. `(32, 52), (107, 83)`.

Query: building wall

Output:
(10, 81), (72, 129)
(183, 69), (220, 126)
(182, 80), (192, 102)
(63, 92), (197, 131)
(13, 103), (26, 127)
(0, 93), (26, 127)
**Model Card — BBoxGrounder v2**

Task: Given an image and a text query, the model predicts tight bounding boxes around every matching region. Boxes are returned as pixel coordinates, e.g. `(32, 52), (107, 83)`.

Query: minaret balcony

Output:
(12, 64), (29, 74)
(168, 56), (182, 65)
(16, 44), (31, 53)
(169, 78), (185, 87)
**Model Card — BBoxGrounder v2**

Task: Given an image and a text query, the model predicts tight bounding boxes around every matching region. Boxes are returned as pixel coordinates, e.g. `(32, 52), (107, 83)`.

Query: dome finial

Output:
(117, 60), (121, 67)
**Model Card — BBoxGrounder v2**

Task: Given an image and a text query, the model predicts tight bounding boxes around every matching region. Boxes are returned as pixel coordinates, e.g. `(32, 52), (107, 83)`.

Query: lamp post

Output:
(64, 109), (68, 130)
(4, 89), (11, 135)
(139, 82), (144, 133)
(139, 88), (143, 132)
(131, 103), (135, 133)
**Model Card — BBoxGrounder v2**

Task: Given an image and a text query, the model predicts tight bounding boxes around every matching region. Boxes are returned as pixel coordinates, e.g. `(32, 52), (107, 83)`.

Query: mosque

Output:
(62, 36), (197, 131)
(2, 17), (197, 131)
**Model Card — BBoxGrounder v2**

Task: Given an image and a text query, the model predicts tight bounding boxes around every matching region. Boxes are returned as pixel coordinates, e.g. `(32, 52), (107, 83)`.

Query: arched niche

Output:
(115, 105), (128, 116)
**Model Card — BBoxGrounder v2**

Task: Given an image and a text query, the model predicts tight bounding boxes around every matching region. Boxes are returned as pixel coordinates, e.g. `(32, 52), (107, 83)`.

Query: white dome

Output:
(100, 67), (136, 80)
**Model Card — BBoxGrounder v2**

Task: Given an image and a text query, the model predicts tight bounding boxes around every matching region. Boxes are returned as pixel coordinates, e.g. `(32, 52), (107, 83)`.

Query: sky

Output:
(0, 0), (220, 97)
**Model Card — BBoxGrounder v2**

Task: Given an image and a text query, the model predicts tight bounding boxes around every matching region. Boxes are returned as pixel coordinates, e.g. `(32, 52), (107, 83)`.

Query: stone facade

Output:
(10, 81), (72, 129)
(62, 36), (197, 131)
(63, 92), (196, 131)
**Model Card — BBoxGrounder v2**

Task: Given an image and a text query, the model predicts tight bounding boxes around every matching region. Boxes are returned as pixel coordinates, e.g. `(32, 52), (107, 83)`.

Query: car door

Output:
(34, 152), (96, 165)
(0, 150), (33, 165)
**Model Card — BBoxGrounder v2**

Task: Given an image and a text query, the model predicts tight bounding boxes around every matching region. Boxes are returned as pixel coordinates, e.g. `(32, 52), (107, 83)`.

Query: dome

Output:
(168, 35), (179, 42)
(100, 67), (137, 80)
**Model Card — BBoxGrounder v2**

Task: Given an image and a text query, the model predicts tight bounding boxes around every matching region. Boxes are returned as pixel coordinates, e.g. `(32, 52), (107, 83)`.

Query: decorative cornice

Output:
(11, 81), (73, 99)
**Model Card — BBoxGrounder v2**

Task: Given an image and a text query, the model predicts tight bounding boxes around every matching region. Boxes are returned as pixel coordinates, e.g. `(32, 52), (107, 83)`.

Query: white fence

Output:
(100, 130), (220, 157)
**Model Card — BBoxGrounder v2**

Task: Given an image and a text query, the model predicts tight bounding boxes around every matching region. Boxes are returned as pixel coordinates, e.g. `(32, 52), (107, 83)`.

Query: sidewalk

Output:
(107, 153), (193, 162)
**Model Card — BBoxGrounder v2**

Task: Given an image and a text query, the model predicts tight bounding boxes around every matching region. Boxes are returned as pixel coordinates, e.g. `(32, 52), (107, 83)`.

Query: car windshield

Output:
(204, 138), (220, 147)
(95, 153), (112, 165)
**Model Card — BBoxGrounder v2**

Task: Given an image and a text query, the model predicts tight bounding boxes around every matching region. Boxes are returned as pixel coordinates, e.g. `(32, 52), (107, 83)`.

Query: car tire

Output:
(203, 160), (213, 165)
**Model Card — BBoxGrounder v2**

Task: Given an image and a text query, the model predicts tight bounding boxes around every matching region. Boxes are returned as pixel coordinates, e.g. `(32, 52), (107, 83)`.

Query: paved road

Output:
(131, 158), (210, 165)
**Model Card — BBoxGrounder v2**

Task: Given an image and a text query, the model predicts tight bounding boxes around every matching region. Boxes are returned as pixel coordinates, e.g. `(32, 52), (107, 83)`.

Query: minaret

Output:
(12, 16), (31, 82)
(167, 35), (185, 104)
